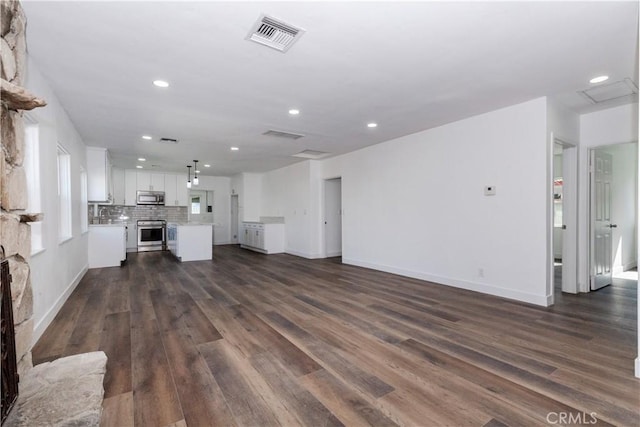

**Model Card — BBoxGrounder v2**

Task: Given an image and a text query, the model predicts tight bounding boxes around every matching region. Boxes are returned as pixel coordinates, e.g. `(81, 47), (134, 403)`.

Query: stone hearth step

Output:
(4, 351), (107, 427)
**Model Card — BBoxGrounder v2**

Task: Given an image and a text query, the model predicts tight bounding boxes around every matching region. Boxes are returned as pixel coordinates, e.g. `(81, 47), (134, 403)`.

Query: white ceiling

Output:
(21, 1), (639, 176)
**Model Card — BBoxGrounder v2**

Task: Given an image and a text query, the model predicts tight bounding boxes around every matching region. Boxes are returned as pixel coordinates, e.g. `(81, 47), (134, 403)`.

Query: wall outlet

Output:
(484, 186), (496, 196)
(478, 268), (485, 278)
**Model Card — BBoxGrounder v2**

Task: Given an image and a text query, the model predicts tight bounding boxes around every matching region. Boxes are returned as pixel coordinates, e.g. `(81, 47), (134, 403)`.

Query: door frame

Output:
(548, 134), (579, 302)
(230, 194), (239, 244)
(322, 177), (342, 258)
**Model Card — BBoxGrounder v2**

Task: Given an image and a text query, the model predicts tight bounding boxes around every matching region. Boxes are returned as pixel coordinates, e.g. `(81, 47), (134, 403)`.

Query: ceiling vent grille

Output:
(246, 14), (305, 52)
(158, 137), (179, 144)
(580, 78), (638, 104)
(292, 150), (330, 159)
(263, 129), (305, 140)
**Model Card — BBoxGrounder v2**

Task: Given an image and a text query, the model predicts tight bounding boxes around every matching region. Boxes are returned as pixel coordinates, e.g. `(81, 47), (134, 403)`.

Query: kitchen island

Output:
(88, 223), (127, 268)
(167, 222), (213, 262)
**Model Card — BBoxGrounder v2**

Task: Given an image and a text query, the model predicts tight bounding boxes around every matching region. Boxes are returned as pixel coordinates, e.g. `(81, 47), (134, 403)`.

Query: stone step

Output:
(4, 351), (107, 427)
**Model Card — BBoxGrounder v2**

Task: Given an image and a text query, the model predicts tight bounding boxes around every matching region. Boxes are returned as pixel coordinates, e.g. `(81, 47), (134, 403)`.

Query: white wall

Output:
(600, 143), (638, 273)
(231, 173), (262, 222)
(25, 58), (89, 343)
(261, 161), (317, 257)
(196, 175), (231, 244)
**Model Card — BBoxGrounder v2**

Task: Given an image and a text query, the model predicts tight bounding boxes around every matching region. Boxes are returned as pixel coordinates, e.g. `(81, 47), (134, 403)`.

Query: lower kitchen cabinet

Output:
(240, 222), (284, 254)
(167, 223), (213, 262)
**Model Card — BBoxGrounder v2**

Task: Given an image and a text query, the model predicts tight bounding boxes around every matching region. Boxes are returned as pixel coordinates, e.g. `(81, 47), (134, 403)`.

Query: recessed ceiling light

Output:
(153, 80), (169, 88)
(138, 157), (146, 161)
(142, 135), (152, 140)
(589, 75), (609, 84)
(288, 109), (300, 115)
(195, 170), (201, 174)
(367, 122), (378, 128)
(204, 164), (211, 168)
(230, 147), (239, 151)
(136, 165), (143, 169)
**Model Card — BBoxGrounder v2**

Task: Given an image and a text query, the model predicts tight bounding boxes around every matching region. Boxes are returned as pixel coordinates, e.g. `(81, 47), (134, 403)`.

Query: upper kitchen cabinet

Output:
(136, 172), (165, 191)
(164, 173), (188, 206)
(112, 167), (125, 205)
(124, 170), (137, 206)
(86, 147), (113, 203)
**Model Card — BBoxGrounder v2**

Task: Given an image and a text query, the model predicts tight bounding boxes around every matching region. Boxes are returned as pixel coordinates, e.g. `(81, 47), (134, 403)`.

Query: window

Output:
(80, 168), (88, 233)
(24, 120), (44, 254)
(191, 196), (201, 214)
(57, 145), (72, 242)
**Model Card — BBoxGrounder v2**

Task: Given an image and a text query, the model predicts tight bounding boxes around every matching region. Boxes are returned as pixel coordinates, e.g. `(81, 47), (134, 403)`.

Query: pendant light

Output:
(193, 160), (199, 186)
(186, 165), (192, 188)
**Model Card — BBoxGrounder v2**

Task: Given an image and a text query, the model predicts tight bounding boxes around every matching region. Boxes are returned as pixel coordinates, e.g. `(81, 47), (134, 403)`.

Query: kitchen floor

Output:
(33, 246), (638, 426)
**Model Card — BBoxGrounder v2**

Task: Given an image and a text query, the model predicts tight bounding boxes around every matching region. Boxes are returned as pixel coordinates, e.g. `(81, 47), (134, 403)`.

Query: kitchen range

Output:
(137, 220), (166, 252)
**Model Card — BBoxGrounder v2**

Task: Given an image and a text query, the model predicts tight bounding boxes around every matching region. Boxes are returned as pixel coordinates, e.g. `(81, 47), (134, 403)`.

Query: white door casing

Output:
(591, 150), (614, 290)
(324, 178), (342, 257)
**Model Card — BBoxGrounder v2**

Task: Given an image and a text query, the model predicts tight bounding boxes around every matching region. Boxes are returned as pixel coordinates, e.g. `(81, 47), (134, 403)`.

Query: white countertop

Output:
(89, 223), (126, 228)
(167, 222), (214, 227)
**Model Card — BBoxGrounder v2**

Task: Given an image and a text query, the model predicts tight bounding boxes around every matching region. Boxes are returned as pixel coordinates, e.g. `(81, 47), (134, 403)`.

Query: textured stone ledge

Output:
(5, 351), (108, 427)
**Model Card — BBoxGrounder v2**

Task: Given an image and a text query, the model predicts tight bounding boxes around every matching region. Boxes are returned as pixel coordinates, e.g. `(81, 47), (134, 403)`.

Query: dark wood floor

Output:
(33, 245), (639, 426)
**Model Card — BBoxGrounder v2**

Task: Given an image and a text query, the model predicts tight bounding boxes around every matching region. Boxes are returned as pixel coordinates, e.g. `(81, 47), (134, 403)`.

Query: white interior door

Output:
(591, 150), (615, 290)
(324, 178), (342, 257)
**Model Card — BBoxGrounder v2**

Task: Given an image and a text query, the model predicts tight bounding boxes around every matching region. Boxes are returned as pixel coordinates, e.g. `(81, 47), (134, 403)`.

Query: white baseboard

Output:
(635, 357), (640, 378)
(326, 251), (342, 258)
(342, 258), (549, 306)
(613, 261), (638, 274)
(32, 264), (88, 345)
(285, 249), (324, 259)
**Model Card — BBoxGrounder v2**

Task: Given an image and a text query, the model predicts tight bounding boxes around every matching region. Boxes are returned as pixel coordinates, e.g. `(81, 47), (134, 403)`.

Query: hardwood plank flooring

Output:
(32, 245), (639, 426)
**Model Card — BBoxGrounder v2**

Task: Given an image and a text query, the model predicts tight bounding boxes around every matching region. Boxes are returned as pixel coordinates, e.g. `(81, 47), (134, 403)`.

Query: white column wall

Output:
(25, 58), (89, 342)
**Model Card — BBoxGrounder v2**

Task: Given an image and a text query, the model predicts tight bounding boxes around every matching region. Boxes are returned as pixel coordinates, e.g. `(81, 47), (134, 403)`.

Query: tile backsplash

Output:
(89, 204), (188, 224)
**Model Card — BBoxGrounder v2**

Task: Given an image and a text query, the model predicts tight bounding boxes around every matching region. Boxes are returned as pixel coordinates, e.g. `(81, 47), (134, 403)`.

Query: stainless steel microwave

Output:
(136, 190), (165, 205)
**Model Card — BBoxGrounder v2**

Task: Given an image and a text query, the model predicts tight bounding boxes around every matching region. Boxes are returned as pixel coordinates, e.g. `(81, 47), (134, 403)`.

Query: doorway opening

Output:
(231, 194), (239, 244)
(550, 138), (578, 300)
(323, 178), (342, 258)
(589, 142), (638, 290)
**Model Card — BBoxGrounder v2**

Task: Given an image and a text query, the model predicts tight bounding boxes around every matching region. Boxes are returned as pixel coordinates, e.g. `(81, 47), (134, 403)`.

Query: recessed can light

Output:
(153, 80), (169, 88)
(138, 157), (146, 161)
(204, 164), (211, 167)
(142, 135), (152, 140)
(230, 147), (239, 151)
(289, 109), (300, 115)
(589, 75), (609, 84)
(136, 165), (143, 169)
(367, 122), (378, 128)
(195, 170), (201, 174)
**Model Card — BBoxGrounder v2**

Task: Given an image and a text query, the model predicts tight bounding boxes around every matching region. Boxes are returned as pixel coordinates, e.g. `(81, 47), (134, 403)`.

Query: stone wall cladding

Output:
(1, 0), (42, 375)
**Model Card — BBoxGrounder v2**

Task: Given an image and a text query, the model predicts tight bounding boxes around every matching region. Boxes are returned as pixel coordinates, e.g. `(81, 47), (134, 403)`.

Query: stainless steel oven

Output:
(137, 220), (166, 252)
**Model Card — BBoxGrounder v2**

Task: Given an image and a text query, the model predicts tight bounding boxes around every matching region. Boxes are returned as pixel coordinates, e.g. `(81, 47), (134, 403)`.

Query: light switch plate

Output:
(484, 185), (496, 196)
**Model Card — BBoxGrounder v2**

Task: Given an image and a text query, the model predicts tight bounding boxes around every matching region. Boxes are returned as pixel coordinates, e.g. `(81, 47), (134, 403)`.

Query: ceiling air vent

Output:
(246, 14), (305, 52)
(158, 137), (179, 144)
(580, 78), (638, 104)
(263, 129), (305, 140)
(292, 150), (330, 159)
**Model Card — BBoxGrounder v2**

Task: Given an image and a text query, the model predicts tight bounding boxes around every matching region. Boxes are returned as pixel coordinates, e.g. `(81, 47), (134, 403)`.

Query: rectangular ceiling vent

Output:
(246, 14), (305, 52)
(292, 150), (330, 159)
(580, 78), (638, 104)
(263, 129), (305, 140)
(158, 137), (179, 144)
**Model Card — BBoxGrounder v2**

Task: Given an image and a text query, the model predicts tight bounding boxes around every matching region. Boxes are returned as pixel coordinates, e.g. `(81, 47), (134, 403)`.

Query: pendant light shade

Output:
(186, 165), (192, 188)
(193, 160), (199, 186)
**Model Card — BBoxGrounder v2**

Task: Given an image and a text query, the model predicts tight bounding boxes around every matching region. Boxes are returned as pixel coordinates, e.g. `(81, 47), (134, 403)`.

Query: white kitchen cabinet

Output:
(241, 222), (284, 254)
(126, 222), (138, 252)
(164, 173), (188, 206)
(150, 173), (165, 191)
(88, 224), (126, 268)
(124, 170), (137, 206)
(112, 167), (125, 205)
(86, 147), (113, 203)
(136, 172), (151, 191)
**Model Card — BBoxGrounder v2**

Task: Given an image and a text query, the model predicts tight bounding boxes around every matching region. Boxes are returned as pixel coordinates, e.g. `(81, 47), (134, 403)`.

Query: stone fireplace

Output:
(1, 0), (46, 380)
